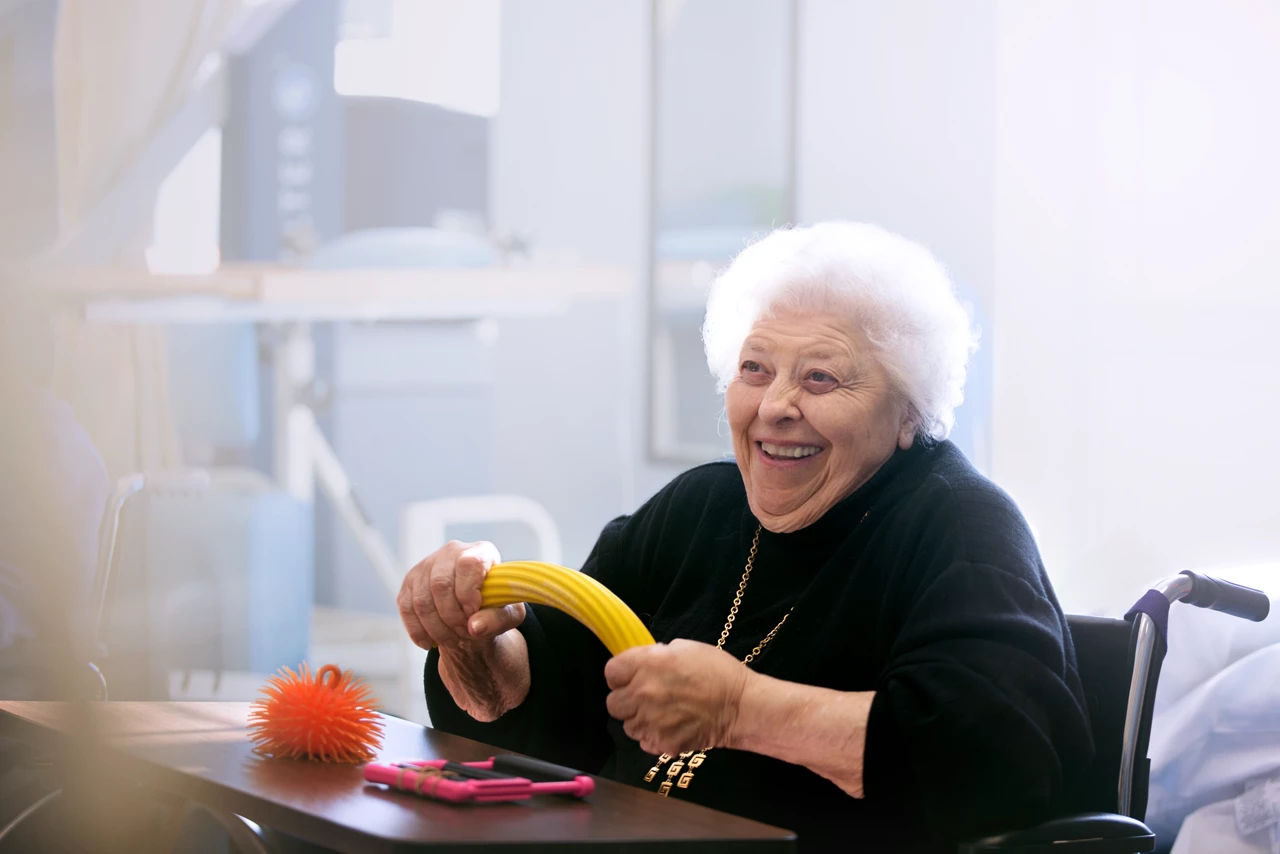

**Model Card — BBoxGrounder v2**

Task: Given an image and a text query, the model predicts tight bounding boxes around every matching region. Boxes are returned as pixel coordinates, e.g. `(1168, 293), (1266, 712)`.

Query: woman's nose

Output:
(759, 379), (801, 422)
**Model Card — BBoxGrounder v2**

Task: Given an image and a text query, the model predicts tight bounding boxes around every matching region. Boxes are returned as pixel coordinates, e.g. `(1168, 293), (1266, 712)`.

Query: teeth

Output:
(761, 443), (821, 459)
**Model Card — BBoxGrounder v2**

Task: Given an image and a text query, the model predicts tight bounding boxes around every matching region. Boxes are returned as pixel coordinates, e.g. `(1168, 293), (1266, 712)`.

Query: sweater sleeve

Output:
(423, 517), (628, 772)
(861, 495), (1094, 840)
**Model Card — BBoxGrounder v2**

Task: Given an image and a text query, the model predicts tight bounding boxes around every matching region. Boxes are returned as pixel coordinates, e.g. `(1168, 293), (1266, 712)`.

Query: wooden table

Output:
(0, 701), (796, 852)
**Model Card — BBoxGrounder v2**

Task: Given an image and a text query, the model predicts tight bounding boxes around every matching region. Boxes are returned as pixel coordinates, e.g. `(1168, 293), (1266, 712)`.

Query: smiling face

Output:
(725, 307), (916, 533)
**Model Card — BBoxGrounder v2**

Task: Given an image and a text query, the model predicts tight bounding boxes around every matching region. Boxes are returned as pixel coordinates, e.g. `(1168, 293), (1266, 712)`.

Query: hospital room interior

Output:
(1, 0), (1277, 851)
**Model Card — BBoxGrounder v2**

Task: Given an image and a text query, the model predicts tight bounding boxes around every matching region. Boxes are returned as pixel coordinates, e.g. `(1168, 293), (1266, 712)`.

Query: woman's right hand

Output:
(398, 540), (530, 720)
(398, 539), (526, 650)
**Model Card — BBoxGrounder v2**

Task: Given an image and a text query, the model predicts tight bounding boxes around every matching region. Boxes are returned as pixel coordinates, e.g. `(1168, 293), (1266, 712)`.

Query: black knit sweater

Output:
(425, 441), (1093, 852)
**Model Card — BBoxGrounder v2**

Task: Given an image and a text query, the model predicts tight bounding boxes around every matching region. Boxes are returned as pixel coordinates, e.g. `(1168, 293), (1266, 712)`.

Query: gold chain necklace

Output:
(643, 524), (791, 796)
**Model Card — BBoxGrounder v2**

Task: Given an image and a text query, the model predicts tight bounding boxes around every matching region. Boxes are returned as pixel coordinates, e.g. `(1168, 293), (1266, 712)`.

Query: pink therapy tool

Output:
(364, 754), (595, 803)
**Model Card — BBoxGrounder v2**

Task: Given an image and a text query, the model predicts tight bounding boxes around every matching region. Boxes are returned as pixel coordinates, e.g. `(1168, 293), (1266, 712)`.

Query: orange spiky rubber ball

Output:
(248, 663), (384, 763)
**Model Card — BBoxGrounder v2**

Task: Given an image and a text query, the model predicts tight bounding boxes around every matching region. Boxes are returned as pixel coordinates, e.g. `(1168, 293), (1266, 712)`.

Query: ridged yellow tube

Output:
(480, 561), (655, 655)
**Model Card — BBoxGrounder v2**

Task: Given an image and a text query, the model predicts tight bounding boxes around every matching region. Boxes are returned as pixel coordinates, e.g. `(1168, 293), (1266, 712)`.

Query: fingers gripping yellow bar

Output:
(481, 561), (655, 655)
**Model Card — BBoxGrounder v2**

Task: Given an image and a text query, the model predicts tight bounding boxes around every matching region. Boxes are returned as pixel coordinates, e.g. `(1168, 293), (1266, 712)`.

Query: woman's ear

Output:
(897, 409), (918, 450)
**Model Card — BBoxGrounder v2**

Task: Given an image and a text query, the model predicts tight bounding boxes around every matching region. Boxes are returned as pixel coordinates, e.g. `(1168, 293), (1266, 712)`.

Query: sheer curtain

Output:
(48, 0), (240, 475)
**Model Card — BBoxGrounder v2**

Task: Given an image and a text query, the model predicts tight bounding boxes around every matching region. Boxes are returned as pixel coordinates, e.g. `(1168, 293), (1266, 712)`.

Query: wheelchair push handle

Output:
(1177, 570), (1270, 622)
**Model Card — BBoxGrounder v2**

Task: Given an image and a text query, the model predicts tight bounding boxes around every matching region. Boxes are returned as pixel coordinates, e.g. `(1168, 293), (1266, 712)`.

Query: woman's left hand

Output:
(604, 639), (751, 755)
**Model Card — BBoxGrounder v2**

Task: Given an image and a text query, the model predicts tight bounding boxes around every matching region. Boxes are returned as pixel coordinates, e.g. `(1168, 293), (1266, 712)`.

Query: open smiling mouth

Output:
(759, 442), (823, 460)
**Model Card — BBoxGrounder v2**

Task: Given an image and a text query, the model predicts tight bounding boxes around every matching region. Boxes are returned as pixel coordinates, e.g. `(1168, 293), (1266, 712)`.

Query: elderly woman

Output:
(398, 222), (1093, 852)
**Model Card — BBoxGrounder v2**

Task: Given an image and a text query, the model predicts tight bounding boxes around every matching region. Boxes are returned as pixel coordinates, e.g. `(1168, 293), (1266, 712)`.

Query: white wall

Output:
(992, 0), (1280, 612)
(797, 0), (998, 312)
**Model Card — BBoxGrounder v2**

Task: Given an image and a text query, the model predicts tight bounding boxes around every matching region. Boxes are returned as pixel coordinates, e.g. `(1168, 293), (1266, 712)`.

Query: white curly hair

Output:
(701, 221), (978, 442)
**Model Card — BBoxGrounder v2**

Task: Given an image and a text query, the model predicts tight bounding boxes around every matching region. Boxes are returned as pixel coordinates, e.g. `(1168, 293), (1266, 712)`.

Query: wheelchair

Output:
(962, 571), (1270, 853)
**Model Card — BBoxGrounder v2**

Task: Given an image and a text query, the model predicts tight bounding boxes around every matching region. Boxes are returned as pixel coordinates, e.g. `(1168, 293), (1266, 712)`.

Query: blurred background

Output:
(1, 0), (1277, 736)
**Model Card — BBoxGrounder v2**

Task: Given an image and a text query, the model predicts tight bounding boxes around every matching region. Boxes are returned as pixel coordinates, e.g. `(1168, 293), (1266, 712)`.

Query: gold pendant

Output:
(676, 750), (708, 789)
(642, 752), (672, 783)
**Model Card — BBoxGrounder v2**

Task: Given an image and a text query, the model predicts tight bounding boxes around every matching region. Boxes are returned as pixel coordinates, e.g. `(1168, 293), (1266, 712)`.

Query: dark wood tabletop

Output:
(0, 701), (796, 853)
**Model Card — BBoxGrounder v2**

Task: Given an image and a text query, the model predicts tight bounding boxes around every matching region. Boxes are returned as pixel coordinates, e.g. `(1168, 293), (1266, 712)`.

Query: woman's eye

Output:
(804, 370), (838, 390)
(740, 360), (770, 383)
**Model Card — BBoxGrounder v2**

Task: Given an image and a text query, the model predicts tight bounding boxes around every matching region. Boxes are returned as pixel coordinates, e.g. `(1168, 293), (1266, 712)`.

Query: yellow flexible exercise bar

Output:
(480, 561), (655, 655)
